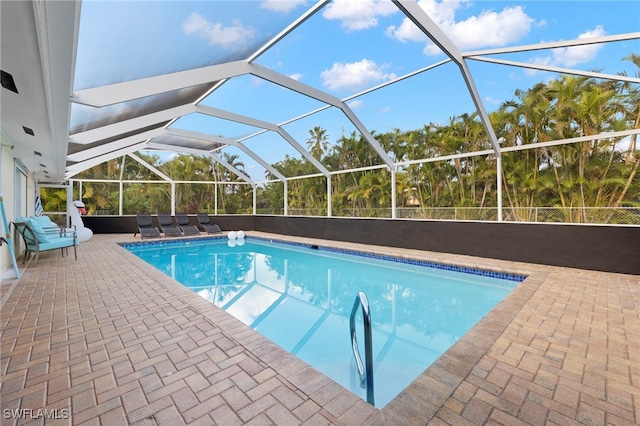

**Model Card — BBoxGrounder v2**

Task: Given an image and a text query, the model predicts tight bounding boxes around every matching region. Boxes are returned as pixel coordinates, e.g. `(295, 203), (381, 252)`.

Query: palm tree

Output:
(306, 126), (330, 160)
(61, 58), (640, 222)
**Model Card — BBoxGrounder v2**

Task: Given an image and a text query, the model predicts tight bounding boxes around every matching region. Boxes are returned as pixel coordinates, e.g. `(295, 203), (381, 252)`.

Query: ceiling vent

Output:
(1, 70), (18, 94)
(23, 126), (35, 136)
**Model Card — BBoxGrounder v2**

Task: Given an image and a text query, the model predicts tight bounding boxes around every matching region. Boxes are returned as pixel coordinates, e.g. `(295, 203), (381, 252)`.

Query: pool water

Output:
(124, 237), (522, 407)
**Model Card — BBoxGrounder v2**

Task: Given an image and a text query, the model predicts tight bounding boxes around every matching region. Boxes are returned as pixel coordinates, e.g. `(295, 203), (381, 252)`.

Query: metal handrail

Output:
(350, 291), (374, 405)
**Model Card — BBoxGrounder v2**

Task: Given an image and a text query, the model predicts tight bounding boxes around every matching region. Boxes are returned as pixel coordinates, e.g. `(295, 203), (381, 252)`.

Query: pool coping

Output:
(117, 231), (546, 422)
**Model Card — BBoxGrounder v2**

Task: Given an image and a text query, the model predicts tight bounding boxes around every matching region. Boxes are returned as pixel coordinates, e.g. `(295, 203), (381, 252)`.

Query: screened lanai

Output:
(2, 3), (640, 424)
(2, 0), (637, 226)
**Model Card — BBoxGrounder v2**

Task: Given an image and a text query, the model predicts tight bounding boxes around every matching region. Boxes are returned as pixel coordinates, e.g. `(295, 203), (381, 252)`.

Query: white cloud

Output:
(183, 13), (256, 50)
(288, 73), (303, 81)
(549, 26), (606, 67)
(524, 55), (552, 77)
(250, 76), (265, 86)
(347, 99), (365, 109)
(320, 59), (397, 92)
(323, 0), (398, 32)
(525, 26), (607, 76)
(484, 96), (501, 105)
(260, 0), (308, 14)
(386, 0), (535, 54)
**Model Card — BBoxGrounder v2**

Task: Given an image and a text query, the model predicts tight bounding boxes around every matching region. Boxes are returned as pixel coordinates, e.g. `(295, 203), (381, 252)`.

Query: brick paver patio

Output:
(1, 232), (638, 425)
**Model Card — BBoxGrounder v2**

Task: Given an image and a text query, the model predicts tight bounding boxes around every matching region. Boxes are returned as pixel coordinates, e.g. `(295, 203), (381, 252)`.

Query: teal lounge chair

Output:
(13, 217), (77, 265)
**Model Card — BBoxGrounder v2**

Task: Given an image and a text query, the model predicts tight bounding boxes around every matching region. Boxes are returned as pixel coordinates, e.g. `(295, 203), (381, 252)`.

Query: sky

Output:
(74, 0), (640, 181)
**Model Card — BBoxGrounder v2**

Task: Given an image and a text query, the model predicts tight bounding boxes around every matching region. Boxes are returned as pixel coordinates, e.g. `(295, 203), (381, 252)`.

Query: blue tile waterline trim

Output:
(120, 235), (527, 283)
(119, 235), (226, 250)
(248, 236), (527, 282)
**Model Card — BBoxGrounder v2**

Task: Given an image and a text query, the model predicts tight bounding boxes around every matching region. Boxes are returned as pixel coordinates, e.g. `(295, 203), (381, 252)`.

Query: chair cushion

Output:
(37, 236), (76, 250)
(31, 215), (56, 228)
(27, 218), (50, 243)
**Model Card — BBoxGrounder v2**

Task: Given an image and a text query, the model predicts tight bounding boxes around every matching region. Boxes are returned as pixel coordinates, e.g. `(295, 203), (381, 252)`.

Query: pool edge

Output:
(118, 231), (543, 418)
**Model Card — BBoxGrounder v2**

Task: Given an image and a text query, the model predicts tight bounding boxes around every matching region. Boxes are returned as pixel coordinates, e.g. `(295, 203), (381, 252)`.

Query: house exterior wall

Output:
(0, 134), (28, 280)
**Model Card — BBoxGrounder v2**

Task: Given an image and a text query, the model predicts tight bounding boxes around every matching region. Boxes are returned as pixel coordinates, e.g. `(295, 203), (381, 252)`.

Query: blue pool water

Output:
(123, 237), (524, 407)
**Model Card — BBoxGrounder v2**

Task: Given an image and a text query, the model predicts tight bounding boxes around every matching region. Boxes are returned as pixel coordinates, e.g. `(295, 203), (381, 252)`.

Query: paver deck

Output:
(1, 232), (638, 425)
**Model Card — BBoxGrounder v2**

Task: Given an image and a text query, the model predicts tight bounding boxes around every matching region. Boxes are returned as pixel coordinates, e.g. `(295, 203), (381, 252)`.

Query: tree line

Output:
(44, 56), (639, 223)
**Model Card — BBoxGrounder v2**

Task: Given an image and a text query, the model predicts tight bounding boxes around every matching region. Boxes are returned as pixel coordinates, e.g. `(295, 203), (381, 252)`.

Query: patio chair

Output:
(175, 213), (200, 236)
(134, 214), (161, 239)
(196, 213), (222, 234)
(157, 214), (183, 237)
(13, 217), (77, 265)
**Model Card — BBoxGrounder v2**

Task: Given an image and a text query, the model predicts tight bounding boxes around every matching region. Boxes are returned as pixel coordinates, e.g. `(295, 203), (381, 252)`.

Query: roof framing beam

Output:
(196, 105), (330, 177)
(464, 32), (640, 56)
(248, 63), (395, 168)
(277, 128), (330, 177)
(344, 59), (451, 103)
(392, 0), (501, 155)
(69, 51), (393, 170)
(248, 63), (344, 107)
(236, 60), (451, 146)
(396, 128), (640, 167)
(71, 60), (250, 107)
(232, 142), (287, 182)
(196, 104), (274, 131)
(392, 1), (463, 64)
(248, 0), (330, 62)
(165, 128), (287, 182)
(128, 153), (173, 182)
(188, 1), (329, 108)
(500, 128), (640, 154)
(65, 142), (146, 178)
(69, 104), (195, 144)
(143, 142), (254, 184)
(33, 0), (81, 180)
(67, 127), (167, 162)
(210, 152), (254, 185)
(468, 56), (640, 84)
(137, 142), (210, 158)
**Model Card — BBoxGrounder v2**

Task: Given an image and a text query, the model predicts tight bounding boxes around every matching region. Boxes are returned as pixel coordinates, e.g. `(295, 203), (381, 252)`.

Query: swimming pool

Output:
(123, 237), (524, 407)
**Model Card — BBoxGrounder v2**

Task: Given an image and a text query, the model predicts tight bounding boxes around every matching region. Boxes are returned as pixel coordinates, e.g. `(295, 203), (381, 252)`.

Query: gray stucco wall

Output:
(252, 216), (639, 275)
(83, 215), (639, 275)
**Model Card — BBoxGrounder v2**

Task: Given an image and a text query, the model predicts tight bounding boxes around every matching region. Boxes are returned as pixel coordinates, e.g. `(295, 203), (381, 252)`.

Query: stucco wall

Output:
(83, 214), (255, 235)
(0, 136), (23, 279)
(253, 216), (640, 275)
(82, 214), (639, 275)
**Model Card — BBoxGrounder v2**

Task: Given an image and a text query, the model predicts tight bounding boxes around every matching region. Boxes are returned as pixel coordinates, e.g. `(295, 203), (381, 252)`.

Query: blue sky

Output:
(75, 0), (640, 180)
